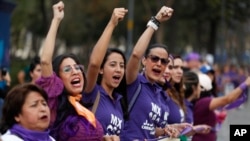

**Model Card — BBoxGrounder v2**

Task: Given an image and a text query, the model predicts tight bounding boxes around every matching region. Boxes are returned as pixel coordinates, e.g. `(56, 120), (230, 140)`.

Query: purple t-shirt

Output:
(184, 100), (194, 124)
(192, 97), (216, 141)
(83, 84), (124, 135)
(166, 98), (185, 124)
(36, 73), (104, 141)
(120, 74), (169, 141)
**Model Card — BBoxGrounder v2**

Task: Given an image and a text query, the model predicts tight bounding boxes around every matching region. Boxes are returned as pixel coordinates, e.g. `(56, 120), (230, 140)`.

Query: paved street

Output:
(217, 99), (250, 141)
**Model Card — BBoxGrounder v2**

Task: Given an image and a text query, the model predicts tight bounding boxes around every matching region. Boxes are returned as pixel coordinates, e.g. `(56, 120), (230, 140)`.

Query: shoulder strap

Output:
(91, 91), (100, 114)
(128, 83), (142, 113)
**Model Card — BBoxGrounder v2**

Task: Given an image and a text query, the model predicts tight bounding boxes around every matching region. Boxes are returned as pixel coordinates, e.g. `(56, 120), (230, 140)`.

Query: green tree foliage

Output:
(167, 0), (250, 54)
(10, 0), (250, 54)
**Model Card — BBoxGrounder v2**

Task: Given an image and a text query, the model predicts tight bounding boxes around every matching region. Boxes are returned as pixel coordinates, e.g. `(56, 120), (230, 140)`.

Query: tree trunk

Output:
(208, 19), (217, 54)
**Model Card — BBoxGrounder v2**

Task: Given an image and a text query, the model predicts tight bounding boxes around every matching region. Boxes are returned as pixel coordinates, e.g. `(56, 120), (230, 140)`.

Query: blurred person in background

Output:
(236, 65), (248, 106)
(192, 73), (250, 141)
(17, 56), (41, 84)
(17, 66), (30, 84)
(183, 52), (201, 72)
(220, 64), (238, 96)
(199, 64), (227, 130)
(29, 56), (42, 84)
(183, 71), (213, 141)
(0, 67), (11, 99)
(0, 68), (11, 119)
(199, 64), (217, 98)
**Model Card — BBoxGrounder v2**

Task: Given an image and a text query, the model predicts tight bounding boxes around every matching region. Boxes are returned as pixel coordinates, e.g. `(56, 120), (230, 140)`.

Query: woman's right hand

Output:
(155, 6), (173, 23)
(109, 8), (128, 26)
(53, 1), (64, 21)
(193, 124), (212, 134)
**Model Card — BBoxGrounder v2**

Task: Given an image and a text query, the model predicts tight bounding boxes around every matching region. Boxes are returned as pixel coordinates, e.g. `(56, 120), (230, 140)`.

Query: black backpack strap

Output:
(128, 83), (142, 113)
(91, 91), (100, 114)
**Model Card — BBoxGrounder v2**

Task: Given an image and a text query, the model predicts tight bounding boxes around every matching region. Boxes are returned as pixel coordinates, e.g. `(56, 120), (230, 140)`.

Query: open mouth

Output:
(71, 78), (81, 86)
(112, 75), (121, 83)
(152, 68), (161, 75)
(40, 115), (48, 120)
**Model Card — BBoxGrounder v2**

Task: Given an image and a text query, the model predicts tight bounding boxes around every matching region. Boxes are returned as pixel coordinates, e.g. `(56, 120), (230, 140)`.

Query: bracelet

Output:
(147, 20), (159, 30)
(150, 16), (160, 27)
(239, 82), (247, 91)
(146, 16), (160, 31)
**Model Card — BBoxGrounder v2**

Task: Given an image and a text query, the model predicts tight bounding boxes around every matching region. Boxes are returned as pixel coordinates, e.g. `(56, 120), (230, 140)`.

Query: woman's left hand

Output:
(102, 135), (120, 141)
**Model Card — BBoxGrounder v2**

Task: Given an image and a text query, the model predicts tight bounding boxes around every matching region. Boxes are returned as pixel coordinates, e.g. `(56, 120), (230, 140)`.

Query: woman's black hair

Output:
(29, 56), (41, 73)
(50, 53), (87, 140)
(97, 48), (129, 120)
(183, 71), (199, 99)
(206, 71), (218, 97)
(144, 43), (168, 57)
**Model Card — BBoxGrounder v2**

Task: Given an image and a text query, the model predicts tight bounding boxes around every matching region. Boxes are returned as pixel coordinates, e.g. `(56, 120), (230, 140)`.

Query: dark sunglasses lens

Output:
(161, 59), (168, 65)
(150, 56), (160, 63)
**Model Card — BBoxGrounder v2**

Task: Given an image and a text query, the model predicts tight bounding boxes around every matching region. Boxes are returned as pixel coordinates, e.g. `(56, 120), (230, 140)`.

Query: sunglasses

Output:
(147, 55), (169, 65)
(61, 64), (84, 73)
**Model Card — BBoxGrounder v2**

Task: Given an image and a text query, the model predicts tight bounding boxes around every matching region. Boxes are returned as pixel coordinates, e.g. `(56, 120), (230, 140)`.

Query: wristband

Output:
(150, 16), (160, 27)
(147, 20), (159, 30)
(147, 16), (160, 31)
(239, 82), (247, 91)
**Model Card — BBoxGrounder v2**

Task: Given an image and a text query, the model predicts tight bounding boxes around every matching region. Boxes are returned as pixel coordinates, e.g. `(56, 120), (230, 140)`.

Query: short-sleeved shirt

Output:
(192, 97), (216, 141)
(166, 98), (185, 124)
(36, 73), (104, 141)
(83, 84), (124, 135)
(184, 99), (194, 124)
(120, 74), (169, 141)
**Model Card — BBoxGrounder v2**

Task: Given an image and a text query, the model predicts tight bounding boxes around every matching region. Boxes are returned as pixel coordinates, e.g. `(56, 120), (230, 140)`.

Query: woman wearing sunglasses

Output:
(36, 1), (103, 140)
(82, 8), (128, 141)
(120, 6), (190, 141)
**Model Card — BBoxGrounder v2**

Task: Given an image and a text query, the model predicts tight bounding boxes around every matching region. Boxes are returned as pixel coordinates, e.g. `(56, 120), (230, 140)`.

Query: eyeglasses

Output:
(61, 64), (84, 73)
(147, 55), (169, 66)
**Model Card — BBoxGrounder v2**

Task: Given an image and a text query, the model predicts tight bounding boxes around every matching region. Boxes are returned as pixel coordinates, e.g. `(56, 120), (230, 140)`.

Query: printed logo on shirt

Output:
(159, 111), (169, 127)
(179, 109), (185, 123)
(106, 114), (123, 135)
(141, 120), (155, 135)
(141, 102), (164, 135)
